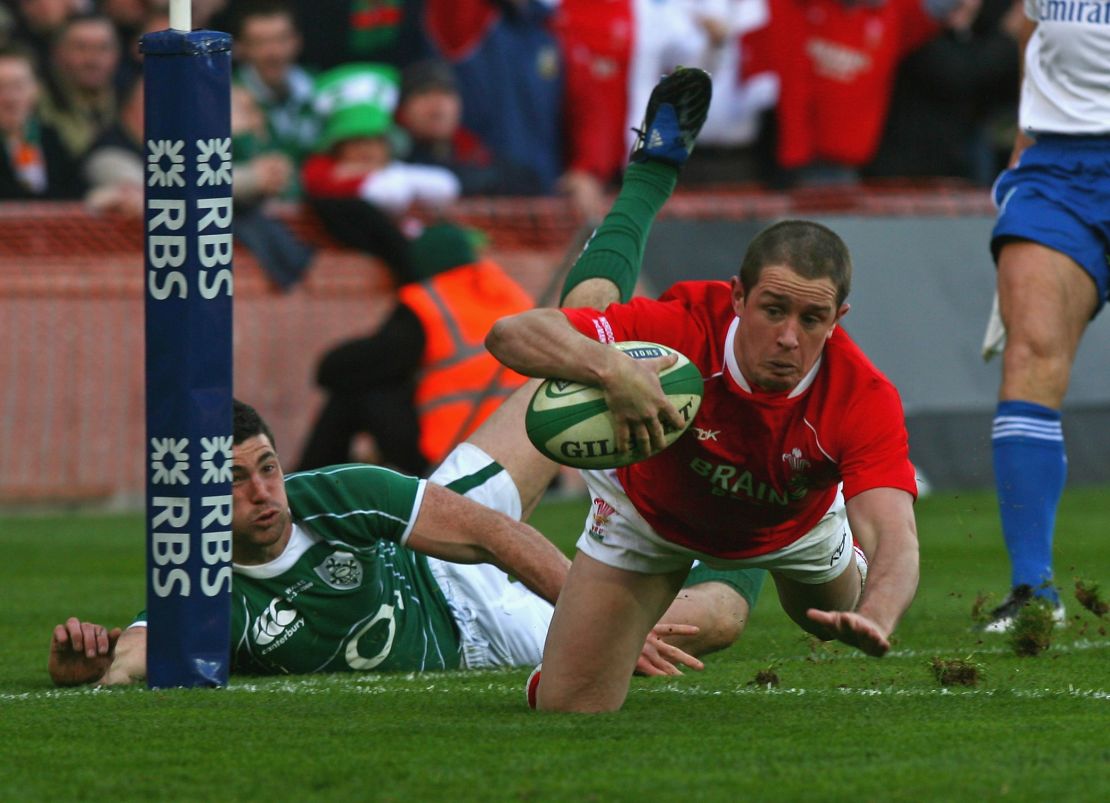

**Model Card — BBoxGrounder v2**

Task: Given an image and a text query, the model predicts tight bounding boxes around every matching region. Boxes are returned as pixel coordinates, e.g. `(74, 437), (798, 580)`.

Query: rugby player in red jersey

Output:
(487, 67), (920, 713)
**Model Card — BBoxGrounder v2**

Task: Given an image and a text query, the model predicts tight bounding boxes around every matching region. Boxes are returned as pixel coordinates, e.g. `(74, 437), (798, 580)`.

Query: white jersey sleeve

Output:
(1020, 0), (1110, 134)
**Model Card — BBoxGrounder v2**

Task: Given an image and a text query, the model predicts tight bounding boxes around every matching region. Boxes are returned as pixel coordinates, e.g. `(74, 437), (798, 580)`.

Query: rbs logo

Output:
(145, 137), (233, 301)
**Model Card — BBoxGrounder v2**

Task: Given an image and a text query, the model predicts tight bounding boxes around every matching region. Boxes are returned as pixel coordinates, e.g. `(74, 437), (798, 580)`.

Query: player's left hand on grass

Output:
(48, 617), (121, 687)
(635, 623), (705, 676)
(805, 608), (891, 657)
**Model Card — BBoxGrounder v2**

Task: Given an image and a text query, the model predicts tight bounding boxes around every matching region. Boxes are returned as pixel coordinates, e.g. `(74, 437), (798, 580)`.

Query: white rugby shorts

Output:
(430, 441), (522, 521)
(427, 442), (553, 669)
(576, 468), (853, 584)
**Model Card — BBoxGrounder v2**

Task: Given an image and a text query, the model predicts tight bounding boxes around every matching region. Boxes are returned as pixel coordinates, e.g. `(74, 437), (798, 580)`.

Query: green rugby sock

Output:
(560, 162), (678, 304)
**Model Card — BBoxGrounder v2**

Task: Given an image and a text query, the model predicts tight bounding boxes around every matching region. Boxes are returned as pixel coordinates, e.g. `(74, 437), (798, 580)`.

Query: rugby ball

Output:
(525, 341), (703, 470)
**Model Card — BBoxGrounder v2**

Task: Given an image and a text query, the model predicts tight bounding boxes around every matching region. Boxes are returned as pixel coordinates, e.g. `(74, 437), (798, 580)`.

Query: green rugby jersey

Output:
(230, 464), (461, 674)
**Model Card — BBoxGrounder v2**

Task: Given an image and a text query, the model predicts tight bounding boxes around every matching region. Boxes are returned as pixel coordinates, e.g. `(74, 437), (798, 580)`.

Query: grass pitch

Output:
(1, 488), (1108, 801)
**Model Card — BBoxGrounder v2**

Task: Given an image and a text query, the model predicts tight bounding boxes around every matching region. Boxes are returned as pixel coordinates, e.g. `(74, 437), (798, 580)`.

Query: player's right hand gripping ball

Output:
(524, 341), (703, 470)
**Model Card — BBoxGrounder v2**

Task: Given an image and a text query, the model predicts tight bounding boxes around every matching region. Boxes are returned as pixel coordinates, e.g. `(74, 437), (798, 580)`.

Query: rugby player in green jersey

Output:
(49, 67), (768, 688)
(49, 399), (763, 686)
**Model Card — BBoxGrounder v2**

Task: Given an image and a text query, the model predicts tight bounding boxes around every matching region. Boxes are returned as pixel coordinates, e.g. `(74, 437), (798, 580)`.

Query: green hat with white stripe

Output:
(314, 63), (401, 151)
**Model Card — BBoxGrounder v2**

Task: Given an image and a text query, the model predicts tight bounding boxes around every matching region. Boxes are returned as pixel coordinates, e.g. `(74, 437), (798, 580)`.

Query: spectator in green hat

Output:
(301, 62), (459, 215)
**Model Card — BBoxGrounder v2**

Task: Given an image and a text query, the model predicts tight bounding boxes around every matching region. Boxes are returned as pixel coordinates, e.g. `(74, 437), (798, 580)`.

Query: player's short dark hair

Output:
(233, 399), (276, 449)
(739, 220), (852, 307)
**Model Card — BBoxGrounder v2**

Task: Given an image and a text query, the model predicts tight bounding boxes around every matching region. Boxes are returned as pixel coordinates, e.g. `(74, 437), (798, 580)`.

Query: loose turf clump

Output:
(803, 635), (837, 663)
(1074, 579), (1108, 618)
(747, 666), (780, 688)
(929, 657), (983, 687)
(970, 592), (992, 628)
(1009, 598), (1056, 657)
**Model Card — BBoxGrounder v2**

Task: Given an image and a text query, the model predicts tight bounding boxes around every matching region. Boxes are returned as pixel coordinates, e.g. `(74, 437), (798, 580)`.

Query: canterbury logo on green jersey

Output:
(252, 598), (303, 653)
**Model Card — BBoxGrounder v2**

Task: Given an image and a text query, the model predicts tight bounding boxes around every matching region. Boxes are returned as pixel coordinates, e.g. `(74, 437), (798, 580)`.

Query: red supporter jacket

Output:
(748, 0), (940, 168)
(301, 152), (366, 199)
(553, 0), (633, 183)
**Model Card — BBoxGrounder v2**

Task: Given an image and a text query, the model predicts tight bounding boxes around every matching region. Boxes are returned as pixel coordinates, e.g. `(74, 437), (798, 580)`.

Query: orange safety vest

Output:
(398, 258), (532, 465)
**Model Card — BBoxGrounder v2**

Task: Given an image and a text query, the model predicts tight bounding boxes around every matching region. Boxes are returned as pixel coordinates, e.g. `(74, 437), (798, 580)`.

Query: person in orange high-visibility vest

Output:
(298, 222), (532, 476)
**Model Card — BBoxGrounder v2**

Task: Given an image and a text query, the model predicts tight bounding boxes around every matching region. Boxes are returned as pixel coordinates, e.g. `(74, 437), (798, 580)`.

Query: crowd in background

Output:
(0, 0), (1024, 217)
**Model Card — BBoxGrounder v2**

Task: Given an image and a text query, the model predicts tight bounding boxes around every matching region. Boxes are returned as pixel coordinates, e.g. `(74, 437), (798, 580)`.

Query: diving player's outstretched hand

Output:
(806, 608), (891, 657)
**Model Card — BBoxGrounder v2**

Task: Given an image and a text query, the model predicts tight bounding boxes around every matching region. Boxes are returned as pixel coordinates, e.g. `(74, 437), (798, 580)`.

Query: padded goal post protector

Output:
(142, 29), (234, 688)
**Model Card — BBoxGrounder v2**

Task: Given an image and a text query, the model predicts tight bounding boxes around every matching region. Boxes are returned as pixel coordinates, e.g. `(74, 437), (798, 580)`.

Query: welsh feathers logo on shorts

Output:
(588, 497), (616, 542)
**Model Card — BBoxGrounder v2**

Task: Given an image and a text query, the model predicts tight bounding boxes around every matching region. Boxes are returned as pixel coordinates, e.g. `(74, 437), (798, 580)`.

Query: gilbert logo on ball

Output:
(525, 341), (703, 469)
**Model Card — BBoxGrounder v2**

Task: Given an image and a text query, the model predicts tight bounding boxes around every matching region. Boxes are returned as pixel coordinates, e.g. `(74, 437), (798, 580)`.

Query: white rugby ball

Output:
(524, 341), (703, 469)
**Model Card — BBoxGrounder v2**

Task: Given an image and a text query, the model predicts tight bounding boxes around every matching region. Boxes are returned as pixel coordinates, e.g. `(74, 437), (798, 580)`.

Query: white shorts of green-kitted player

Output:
(426, 443), (554, 670)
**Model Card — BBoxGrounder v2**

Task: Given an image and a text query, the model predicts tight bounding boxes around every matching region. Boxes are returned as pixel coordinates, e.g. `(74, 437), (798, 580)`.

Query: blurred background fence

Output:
(3, 186), (1109, 505)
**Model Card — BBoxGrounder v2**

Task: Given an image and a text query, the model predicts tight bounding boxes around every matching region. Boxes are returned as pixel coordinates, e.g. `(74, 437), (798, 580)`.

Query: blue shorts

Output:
(991, 135), (1110, 314)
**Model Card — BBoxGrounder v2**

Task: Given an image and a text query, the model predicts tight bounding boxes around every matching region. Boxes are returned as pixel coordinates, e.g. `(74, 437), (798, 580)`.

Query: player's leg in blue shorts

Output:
(985, 135), (1110, 631)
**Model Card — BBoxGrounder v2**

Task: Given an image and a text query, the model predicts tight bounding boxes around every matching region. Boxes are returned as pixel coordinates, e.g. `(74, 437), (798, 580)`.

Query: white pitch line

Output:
(635, 684), (1110, 701)
(7, 641), (1105, 703)
(5, 674), (1108, 703)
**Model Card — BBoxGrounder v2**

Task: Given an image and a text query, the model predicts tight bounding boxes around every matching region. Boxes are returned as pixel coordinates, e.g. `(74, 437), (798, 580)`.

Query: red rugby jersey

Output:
(562, 280), (916, 559)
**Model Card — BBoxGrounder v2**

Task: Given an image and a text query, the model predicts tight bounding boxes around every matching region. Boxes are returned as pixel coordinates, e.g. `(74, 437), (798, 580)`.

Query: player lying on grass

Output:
(484, 66), (920, 712)
(49, 399), (764, 686)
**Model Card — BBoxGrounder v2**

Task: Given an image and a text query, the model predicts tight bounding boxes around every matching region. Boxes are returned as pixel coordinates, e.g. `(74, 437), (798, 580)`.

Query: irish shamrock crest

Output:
(315, 552), (363, 589)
